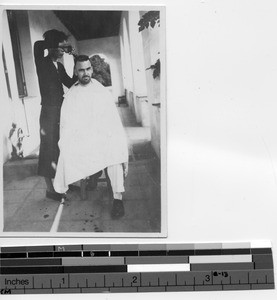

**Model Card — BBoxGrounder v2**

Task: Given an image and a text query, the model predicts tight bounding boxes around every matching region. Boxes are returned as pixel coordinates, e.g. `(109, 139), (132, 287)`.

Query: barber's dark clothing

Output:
(34, 41), (75, 178)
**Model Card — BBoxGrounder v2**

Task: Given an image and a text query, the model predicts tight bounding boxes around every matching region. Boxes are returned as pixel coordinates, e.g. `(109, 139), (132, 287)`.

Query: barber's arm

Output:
(33, 40), (47, 68)
(59, 63), (78, 88)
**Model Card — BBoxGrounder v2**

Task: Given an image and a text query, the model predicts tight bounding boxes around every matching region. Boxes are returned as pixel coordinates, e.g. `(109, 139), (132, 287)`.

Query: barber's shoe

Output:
(46, 191), (64, 201)
(111, 199), (125, 219)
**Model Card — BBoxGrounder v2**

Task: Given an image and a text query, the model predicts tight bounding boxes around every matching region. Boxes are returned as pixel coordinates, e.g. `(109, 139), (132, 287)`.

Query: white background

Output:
(1, 0), (277, 299)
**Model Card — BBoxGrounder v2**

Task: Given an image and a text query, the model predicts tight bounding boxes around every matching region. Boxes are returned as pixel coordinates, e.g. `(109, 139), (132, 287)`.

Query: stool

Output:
(80, 169), (112, 200)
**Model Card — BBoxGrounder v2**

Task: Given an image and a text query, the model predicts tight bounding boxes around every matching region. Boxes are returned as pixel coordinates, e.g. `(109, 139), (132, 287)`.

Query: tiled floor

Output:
(3, 107), (161, 234)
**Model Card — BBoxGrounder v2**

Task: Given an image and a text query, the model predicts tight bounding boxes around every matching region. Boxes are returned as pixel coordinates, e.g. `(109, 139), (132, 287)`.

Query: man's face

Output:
(50, 48), (65, 60)
(48, 40), (67, 60)
(75, 60), (93, 85)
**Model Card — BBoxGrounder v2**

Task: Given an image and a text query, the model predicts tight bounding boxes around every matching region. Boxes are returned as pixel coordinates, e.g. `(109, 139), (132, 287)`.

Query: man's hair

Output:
(75, 55), (90, 63)
(43, 29), (69, 48)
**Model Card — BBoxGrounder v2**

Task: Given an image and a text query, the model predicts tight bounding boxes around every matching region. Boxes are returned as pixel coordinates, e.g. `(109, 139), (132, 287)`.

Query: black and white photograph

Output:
(3, 1), (277, 299)
(0, 6), (166, 236)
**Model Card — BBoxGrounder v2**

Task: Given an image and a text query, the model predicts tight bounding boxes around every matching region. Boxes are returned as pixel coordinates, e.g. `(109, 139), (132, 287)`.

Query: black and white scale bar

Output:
(0, 242), (274, 294)
(0, 269), (274, 294)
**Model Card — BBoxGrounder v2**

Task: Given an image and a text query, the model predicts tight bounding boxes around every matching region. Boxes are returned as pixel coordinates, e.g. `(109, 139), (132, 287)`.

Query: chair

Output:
(80, 169), (112, 200)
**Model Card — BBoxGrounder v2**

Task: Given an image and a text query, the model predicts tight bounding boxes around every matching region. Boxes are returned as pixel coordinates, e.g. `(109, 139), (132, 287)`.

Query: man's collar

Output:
(75, 79), (93, 86)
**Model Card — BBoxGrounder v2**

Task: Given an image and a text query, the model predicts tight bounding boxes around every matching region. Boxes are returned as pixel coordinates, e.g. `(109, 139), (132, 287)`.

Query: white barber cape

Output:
(53, 79), (128, 193)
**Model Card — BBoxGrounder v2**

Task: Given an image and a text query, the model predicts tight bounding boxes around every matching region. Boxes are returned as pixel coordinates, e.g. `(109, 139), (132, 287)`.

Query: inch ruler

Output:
(0, 242), (275, 295)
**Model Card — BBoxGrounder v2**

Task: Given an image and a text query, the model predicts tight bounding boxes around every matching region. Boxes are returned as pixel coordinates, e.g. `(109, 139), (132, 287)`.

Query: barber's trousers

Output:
(107, 164), (125, 200)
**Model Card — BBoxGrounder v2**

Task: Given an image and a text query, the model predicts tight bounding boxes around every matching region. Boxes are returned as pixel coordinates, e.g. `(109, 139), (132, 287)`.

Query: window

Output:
(7, 10), (27, 98)
(2, 46), (12, 98)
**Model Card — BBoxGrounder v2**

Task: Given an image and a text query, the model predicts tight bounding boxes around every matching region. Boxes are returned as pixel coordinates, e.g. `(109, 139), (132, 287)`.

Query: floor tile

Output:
(3, 176), (40, 190)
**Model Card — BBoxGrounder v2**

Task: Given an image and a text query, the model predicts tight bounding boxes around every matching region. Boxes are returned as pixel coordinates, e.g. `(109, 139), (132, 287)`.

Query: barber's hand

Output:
(58, 42), (77, 56)
(123, 162), (128, 178)
(68, 47), (77, 57)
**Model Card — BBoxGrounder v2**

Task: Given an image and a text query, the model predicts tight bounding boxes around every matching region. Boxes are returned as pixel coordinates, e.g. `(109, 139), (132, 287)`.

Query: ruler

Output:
(0, 242), (274, 294)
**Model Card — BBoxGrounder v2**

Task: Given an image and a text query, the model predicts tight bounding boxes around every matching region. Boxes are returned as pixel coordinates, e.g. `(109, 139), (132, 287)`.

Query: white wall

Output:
(120, 13), (134, 95)
(119, 10), (161, 156)
(78, 36), (124, 101)
(0, 56), (14, 163)
(139, 11), (162, 157)
(128, 11), (148, 97)
(120, 11), (150, 126)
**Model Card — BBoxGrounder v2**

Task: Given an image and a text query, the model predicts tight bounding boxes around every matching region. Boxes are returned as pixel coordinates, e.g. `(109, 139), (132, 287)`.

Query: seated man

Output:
(53, 55), (129, 219)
